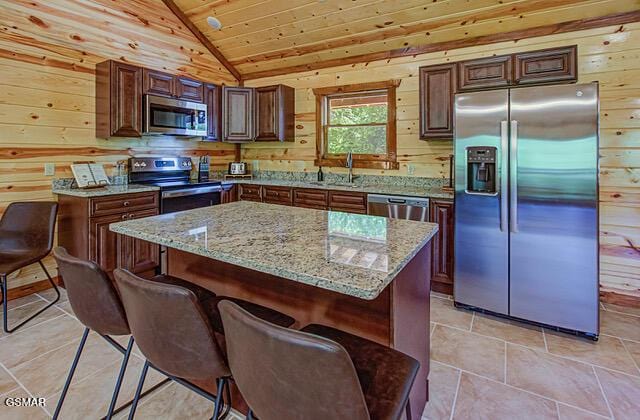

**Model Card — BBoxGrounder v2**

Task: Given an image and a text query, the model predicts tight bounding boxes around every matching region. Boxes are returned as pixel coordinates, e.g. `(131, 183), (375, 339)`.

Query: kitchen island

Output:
(110, 201), (438, 417)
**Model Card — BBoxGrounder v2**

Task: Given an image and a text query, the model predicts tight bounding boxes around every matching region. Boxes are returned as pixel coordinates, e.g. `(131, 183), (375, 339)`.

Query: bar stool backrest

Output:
(113, 268), (230, 382)
(53, 247), (130, 336)
(0, 202), (57, 256)
(219, 300), (370, 420)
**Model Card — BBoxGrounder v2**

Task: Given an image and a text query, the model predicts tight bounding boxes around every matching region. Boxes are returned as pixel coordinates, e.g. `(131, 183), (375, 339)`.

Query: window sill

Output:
(314, 158), (399, 170)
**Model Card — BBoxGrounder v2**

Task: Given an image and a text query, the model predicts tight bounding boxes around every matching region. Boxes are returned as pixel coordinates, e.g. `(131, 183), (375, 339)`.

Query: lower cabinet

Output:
(262, 185), (293, 205)
(429, 199), (454, 294)
(58, 192), (160, 279)
(328, 191), (367, 214)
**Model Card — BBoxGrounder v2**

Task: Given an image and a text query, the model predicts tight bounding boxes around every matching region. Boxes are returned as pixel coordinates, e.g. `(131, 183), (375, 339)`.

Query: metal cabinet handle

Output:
(128, 214), (134, 219)
(500, 121), (508, 232)
(121, 214), (127, 220)
(123, 201), (130, 207)
(510, 120), (518, 233)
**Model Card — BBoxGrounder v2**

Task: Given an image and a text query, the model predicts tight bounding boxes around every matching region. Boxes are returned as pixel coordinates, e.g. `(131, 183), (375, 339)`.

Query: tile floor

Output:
(0, 289), (638, 419)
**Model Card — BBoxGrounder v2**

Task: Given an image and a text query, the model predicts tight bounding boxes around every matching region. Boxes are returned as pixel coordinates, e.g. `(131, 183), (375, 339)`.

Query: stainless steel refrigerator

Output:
(453, 83), (599, 338)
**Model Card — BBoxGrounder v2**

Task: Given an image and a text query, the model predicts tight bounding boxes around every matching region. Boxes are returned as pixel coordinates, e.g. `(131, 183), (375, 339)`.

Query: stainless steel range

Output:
(129, 157), (222, 214)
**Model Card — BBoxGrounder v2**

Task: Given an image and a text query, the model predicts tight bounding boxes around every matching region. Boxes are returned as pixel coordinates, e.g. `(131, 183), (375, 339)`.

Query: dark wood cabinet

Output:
(429, 199), (454, 294)
(221, 184), (237, 203)
(255, 85), (295, 142)
(143, 69), (204, 102)
(458, 55), (513, 91)
(262, 185), (293, 205)
(328, 191), (367, 214)
(204, 84), (222, 141)
(514, 45), (577, 85)
(419, 64), (456, 140)
(96, 60), (143, 138)
(223, 87), (255, 142)
(293, 188), (329, 210)
(239, 184), (262, 201)
(58, 192), (160, 279)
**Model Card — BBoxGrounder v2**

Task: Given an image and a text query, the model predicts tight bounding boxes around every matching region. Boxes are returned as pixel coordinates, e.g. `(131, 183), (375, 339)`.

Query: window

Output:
(314, 80), (399, 170)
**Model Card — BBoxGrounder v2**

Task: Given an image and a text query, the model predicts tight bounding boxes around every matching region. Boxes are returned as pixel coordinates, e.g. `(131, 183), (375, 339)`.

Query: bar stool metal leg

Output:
(211, 377), (225, 420)
(128, 360), (149, 420)
(53, 327), (90, 420)
(105, 336), (134, 420)
(1, 262), (60, 334)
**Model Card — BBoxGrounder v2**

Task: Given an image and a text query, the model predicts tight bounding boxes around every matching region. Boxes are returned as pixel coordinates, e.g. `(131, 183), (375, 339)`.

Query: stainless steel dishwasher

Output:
(367, 194), (430, 221)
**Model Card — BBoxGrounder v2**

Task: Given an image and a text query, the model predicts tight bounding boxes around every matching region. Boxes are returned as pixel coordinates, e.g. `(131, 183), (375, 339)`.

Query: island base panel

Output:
(167, 245), (431, 417)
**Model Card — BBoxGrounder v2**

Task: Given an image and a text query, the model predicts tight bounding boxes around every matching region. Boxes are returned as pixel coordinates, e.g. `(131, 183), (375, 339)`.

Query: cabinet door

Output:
(143, 69), (174, 97)
(328, 191), (367, 214)
(223, 87), (255, 142)
(239, 184), (262, 201)
(89, 213), (128, 278)
(176, 77), (204, 102)
(429, 199), (454, 294)
(221, 184), (237, 203)
(204, 84), (222, 141)
(255, 85), (295, 142)
(514, 46), (577, 85)
(125, 208), (160, 275)
(419, 64), (456, 140)
(262, 186), (293, 205)
(458, 55), (512, 91)
(293, 188), (328, 210)
(110, 62), (143, 137)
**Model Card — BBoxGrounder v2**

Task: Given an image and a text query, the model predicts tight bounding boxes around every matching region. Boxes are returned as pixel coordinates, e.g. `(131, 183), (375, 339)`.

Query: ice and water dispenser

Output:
(466, 147), (497, 194)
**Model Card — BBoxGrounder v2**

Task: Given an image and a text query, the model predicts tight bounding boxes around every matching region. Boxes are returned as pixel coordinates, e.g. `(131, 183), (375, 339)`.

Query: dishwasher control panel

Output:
(367, 194), (430, 222)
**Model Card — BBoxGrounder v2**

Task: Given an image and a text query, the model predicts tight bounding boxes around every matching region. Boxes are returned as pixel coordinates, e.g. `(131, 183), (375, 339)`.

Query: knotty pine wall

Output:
(0, 0), (237, 290)
(244, 22), (640, 302)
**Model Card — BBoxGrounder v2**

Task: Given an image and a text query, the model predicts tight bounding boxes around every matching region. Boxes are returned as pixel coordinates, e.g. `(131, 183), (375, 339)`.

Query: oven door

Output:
(144, 95), (207, 136)
(160, 185), (222, 214)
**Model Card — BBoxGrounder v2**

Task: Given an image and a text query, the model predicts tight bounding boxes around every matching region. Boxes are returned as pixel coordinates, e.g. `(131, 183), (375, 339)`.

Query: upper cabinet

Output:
(142, 69), (204, 102)
(419, 45), (578, 140)
(204, 84), (222, 141)
(419, 64), (456, 140)
(458, 55), (513, 91)
(223, 86), (255, 142)
(96, 61), (143, 138)
(255, 85), (295, 142)
(513, 45), (577, 86)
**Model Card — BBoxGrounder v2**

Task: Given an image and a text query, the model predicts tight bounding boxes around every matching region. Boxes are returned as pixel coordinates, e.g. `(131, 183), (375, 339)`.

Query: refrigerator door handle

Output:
(500, 120), (509, 232)
(510, 120), (519, 233)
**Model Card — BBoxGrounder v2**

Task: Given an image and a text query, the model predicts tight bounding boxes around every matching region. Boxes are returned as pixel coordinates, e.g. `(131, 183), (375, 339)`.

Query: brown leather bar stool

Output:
(52, 247), (195, 419)
(219, 300), (420, 420)
(113, 268), (295, 420)
(0, 202), (60, 333)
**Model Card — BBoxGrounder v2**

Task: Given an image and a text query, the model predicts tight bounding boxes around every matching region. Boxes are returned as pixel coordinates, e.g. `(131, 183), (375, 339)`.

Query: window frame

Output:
(313, 80), (400, 170)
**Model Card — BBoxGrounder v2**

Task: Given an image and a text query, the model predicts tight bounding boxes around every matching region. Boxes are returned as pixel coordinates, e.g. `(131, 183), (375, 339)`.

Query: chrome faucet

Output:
(346, 151), (354, 183)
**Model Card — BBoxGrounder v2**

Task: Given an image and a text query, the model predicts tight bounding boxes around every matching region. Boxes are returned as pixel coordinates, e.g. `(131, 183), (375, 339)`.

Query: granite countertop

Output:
(110, 201), (438, 300)
(216, 178), (454, 199)
(52, 184), (159, 198)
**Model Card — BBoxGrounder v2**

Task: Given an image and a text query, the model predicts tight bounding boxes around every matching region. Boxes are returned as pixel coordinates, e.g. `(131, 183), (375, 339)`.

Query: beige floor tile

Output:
(600, 310), (640, 342)
(472, 313), (546, 350)
(431, 291), (452, 300)
(506, 344), (609, 416)
(544, 330), (639, 376)
(422, 361), (460, 420)
(602, 302), (640, 317)
(0, 365), (18, 395)
(594, 367), (640, 420)
(12, 331), (124, 399)
(431, 324), (505, 382)
(50, 356), (165, 420)
(121, 381), (214, 419)
(452, 372), (558, 420)
(0, 388), (49, 420)
(0, 315), (83, 369)
(430, 297), (473, 330)
(557, 403), (609, 420)
(623, 340), (640, 369)
(37, 288), (68, 304)
(1, 293), (44, 310)
(55, 300), (75, 317)
(0, 300), (66, 339)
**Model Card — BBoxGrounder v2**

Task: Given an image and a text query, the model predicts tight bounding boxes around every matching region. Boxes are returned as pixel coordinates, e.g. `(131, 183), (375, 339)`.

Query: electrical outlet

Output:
(407, 163), (415, 176)
(44, 163), (55, 176)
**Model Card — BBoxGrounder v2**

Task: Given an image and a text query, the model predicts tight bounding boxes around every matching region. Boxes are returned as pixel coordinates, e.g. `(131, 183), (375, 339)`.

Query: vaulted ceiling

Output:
(174, 0), (640, 80)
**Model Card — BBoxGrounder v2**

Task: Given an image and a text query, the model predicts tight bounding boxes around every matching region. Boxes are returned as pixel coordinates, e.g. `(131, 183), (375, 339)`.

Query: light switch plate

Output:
(44, 163), (55, 176)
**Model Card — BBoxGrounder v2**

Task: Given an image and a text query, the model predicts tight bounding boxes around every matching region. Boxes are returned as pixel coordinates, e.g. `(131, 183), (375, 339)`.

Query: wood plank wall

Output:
(0, 0), (237, 290)
(244, 23), (640, 302)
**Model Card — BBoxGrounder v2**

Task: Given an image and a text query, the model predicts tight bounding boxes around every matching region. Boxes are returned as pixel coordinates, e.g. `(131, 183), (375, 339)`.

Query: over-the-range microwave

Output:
(144, 94), (207, 136)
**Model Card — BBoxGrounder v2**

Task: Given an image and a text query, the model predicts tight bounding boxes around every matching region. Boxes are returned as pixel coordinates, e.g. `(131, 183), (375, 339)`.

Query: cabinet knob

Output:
(121, 214), (127, 220)
(123, 201), (130, 206)
(128, 214), (134, 219)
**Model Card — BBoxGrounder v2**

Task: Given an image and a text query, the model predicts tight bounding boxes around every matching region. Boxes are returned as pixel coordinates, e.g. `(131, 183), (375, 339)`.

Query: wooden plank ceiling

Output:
(174, 0), (640, 80)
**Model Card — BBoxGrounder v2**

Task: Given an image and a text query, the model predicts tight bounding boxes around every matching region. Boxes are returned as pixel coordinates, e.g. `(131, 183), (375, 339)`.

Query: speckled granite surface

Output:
(110, 201), (438, 300)
(52, 183), (159, 197)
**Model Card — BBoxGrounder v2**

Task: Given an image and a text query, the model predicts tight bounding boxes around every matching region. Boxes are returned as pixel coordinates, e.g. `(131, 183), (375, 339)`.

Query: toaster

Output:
(228, 162), (247, 175)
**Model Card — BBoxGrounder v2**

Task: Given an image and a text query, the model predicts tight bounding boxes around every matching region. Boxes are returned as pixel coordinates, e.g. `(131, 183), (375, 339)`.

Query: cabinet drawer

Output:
(514, 46), (577, 85)
(293, 188), (328, 209)
(458, 55), (512, 91)
(239, 184), (262, 202)
(328, 191), (367, 214)
(90, 192), (159, 217)
(143, 69), (173, 97)
(176, 77), (204, 102)
(263, 186), (293, 205)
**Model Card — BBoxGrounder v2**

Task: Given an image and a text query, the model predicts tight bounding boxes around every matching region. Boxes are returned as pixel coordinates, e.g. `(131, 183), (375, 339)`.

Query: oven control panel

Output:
(129, 157), (192, 172)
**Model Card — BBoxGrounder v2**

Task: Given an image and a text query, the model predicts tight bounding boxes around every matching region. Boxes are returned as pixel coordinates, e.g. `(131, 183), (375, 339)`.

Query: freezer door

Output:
(509, 83), (599, 335)
(454, 90), (509, 314)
